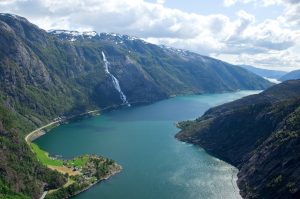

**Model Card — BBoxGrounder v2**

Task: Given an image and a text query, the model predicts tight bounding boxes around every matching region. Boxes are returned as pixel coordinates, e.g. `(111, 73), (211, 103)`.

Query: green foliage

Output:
(0, 13), (273, 199)
(0, 179), (30, 199)
(66, 155), (89, 168)
(45, 181), (90, 199)
(45, 155), (119, 199)
(30, 143), (63, 166)
(0, 134), (66, 198)
(177, 81), (300, 199)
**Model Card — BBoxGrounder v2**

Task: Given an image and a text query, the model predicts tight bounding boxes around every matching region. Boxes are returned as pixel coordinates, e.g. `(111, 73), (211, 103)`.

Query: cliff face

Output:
(176, 80), (300, 199)
(0, 13), (273, 198)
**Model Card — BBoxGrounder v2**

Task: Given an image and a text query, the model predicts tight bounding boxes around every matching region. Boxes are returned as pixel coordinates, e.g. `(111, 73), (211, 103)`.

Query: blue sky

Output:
(0, 0), (299, 71)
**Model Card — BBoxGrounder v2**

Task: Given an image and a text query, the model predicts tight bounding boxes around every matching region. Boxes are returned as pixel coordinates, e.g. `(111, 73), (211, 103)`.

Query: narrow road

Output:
(25, 109), (101, 144)
(40, 191), (48, 199)
(25, 121), (59, 143)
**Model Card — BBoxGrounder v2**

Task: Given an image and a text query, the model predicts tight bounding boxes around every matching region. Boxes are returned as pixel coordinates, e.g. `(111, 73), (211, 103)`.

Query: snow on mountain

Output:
(48, 29), (143, 44)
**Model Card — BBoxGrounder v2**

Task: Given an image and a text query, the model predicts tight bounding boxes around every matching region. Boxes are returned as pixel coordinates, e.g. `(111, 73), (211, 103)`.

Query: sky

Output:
(0, 0), (299, 71)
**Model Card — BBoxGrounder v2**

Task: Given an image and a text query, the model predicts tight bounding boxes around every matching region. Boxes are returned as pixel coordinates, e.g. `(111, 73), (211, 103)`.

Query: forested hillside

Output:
(177, 80), (300, 199)
(0, 13), (272, 198)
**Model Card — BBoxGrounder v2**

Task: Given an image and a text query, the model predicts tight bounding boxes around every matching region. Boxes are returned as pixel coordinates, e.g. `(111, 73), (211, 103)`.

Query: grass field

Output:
(30, 143), (63, 166)
(25, 119), (118, 198)
(66, 155), (89, 168)
(30, 143), (91, 169)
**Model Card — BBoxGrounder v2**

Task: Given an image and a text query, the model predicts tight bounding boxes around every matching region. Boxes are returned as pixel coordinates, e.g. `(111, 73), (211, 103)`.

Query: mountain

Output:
(176, 80), (300, 199)
(239, 65), (287, 80)
(0, 13), (272, 198)
(280, 69), (300, 81)
(48, 29), (273, 94)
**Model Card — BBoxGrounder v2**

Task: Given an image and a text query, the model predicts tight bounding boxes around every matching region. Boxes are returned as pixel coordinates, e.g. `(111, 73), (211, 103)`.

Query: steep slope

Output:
(48, 29), (273, 95)
(0, 13), (272, 198)
(240, 65), (287, 80)
(0, 14), (272, 115)
(176, 80), (300, 199)
(0, 100), (66, 199)
(280, 69), (300, 81)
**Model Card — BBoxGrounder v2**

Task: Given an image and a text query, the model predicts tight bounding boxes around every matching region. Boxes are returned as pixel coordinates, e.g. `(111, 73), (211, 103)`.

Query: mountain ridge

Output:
(280, 69), (300, 81)
(239, 64), (287, 80)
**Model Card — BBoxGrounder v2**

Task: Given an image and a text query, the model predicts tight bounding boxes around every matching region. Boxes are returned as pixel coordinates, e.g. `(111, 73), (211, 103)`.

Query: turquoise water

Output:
(35, 91), (260, 199)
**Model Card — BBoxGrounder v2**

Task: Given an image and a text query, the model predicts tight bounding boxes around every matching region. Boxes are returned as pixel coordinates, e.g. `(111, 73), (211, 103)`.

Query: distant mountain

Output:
(176, 80), (300, 199)
(280, 69), (300, 81)
(0, 13), (273, 198)
(240, 65), (287, 80)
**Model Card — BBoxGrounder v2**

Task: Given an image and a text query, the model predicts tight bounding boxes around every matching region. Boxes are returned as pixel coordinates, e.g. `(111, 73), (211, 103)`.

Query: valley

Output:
(0, 11), (298, 199)
(34, 91), (258, 199)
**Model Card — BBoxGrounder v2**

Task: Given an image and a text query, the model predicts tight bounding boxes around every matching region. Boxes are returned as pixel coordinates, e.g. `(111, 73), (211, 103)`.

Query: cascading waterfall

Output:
(102, 51), (130, 106)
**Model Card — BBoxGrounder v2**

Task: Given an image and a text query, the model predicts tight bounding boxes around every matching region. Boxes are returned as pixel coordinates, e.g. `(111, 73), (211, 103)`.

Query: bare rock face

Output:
(176, 80), (300, 199)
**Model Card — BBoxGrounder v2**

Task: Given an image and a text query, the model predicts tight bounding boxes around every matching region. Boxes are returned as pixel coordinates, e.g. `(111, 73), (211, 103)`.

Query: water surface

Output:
(35, 91), (259, 199)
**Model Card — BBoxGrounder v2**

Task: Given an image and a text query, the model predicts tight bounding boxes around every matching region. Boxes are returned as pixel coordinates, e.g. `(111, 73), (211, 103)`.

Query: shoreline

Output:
(24, 109), (124, 199)
(72, 168), (122, 198)
(25, 109), (100, 143)
(26, 91), (251, 199)
(25, 121), (60, 143)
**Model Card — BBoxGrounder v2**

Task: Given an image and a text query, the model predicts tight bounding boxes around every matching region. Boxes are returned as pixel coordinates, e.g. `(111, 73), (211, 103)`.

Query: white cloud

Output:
(0, 0), (299, 70)
(280, 3), (300, 27)
(156, 0), (165, 4)
(224, 0), (238, 7)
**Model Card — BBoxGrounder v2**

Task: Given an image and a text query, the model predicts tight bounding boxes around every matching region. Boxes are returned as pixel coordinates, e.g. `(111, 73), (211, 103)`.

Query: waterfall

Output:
(102, 51), (130, 106)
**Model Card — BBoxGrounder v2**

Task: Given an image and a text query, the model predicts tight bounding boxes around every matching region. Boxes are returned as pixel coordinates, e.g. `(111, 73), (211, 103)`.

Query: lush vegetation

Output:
(0, 97), (67, 198)
(176, 80), (300, 199)
(30, 143), (64, 166)
(44, 156), (121, 199)
(31, 137), (106, 169)
(0, 179), (30, 199)
(0, 13), (272, 198)
(66, 156), (90, 168)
